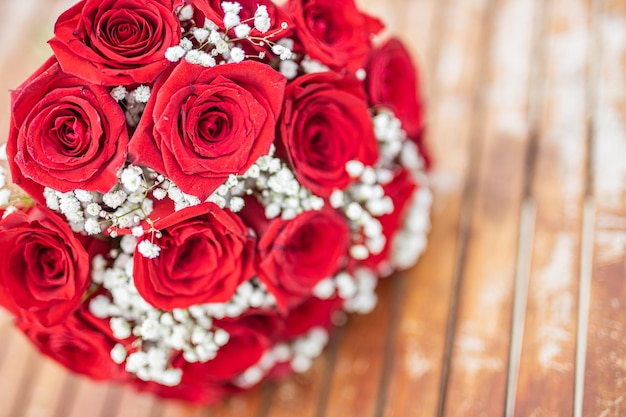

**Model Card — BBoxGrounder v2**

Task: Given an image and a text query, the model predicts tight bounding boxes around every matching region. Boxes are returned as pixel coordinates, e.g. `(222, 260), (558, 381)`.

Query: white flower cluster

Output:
(0, 166), (11, 209)
(149, 179), (201, 212)
(312, 268), (379, 314)
(206, 147), (325, 221)
(373, 111), (407, 163)
(167, 2), (291, 67)
(234, 326), (330, 388)
(44, 165), (158, 235)
(89, 239), (277, 386)
(330, 162), (394, 262)
(374, 109), (432, 274)
(110, 85), (151, 127)
(390, 183), (431, 270)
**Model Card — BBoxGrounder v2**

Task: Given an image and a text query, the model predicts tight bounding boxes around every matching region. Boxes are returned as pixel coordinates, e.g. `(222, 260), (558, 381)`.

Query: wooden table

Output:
(1, 0), (625, 416)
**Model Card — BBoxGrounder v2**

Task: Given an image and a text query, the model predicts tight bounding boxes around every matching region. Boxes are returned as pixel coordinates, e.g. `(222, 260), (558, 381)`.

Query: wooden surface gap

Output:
(255, 381), (275, 417)
(53, 376), (79, 417)
(504, 1), (547, 413)
(573, 0), (602, 414)
(373, 276), (406, 417)
(574, 198), (596, 417)
(504, 199), (536, 417)
(435, 1), (500, 416)
(8, 352), (39, 417)
(312, 325), (345, 417)
(100, 385), (123, 417)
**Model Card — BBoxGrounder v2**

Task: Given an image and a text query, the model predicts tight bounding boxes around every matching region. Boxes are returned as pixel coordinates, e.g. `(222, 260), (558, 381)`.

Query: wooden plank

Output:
(156, 400), (206, 417)
(113, 389), (157, 417)
(441, 0), (538, 414)
(320, 279), (394, 417)
(210, 389), (264, 417)
(583, 0), (626, 415)
(264, 2), (439, 416)
(263, 350), (330, 417)
(0, 331), (38, 417)
(20, 358), (72, 417)
(513, 0), (590, 415)
(375, 0), (494, 415)
(62, 376), (111, 417)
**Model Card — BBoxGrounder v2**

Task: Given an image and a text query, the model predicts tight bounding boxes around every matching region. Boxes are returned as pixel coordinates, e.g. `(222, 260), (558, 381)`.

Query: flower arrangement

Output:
(0, 0), (431, 403)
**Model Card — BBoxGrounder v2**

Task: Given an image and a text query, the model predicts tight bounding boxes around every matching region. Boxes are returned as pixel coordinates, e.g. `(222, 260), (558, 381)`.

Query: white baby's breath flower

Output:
(230, 47), (245, 63)
(177, 4), (194, 21)
(84, 218), (102, 235)
(74, 189), (93, 203)
(180, 38), (193, 51)
(165, 45), (186, 62)
(221, 1), (242, 14)
(132, 226), (145, 237)
(152, 188), (167, 200)
(254, 15), (271, 34)
(86, 202), (101, 217)
(120, 235), (138, 254)
(223, 11), (240, 28)
(234, 23), (251, 38)
(103, 190), (127, 209)
(110, 86), (128, 101)
(185, 49), (203, 65)
(120, 166), (144, 193)
(111, 344), (128, 364)
(214, 39), (230, 54)
(193, 28), (210, 43)
(132, 85), (151, 104)
(138, 240), (161, 259)
(279, 60), (298, 79)
(0, 189), (10, 207)
(254, 5), (271, 33)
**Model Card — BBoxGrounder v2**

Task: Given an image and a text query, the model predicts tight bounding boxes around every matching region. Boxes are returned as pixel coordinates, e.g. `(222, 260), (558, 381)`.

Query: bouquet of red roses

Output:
(0, 0), (431, 403)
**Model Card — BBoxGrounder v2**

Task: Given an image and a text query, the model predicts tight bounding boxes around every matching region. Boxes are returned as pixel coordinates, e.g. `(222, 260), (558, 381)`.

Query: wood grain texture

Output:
(0, 0), (620, 416)
(583, 0), (626, 415)
(513, 0), (590, 415)
(440, 0), (537, 414)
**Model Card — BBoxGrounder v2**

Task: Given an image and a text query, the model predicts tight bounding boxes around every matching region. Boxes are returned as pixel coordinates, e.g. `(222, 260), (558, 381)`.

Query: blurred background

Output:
(0, 0), (625, 416)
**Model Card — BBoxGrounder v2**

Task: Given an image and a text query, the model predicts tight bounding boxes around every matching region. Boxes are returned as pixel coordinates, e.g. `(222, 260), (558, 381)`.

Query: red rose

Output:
(192, 0), (292, 38)
(366, 38), (425, 138)
(278, 71), (378, 197)
(7, 58), (128, 201)
(136, 312), (275, 403)
(17, 308), (127, 381)
(288, 0), (383, 71)
(363, 168), (418, 272)
(0, 206), (90, 327)
(257, 208), (351, 310)
(133, 203), (256, 310)
(280, 296), (342, 340)
(128, 61), (286, 200)
(49, 0), (181, 86)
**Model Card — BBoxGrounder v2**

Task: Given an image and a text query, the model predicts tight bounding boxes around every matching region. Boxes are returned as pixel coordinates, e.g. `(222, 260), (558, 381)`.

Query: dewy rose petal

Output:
(132, 203), (256, 310)
(7, 58), (128, 201)
(366, 38), (429, 165)
(288, 0), (383, 71)
(278, 71), (379, 197)
(49, 0), (181, 85)
(128, 61), (286, 200)
(255, 208), (351, 310)
(0, 206), (90, 327)
(17, 306), (128, 381)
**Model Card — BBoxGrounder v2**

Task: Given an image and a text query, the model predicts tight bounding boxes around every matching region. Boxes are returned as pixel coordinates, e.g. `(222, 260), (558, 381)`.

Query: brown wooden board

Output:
(583, 0), (626, 415)
(378, 0), (493, 415)
(441, 0), (538, 414)
(513, 0), (590, 415)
